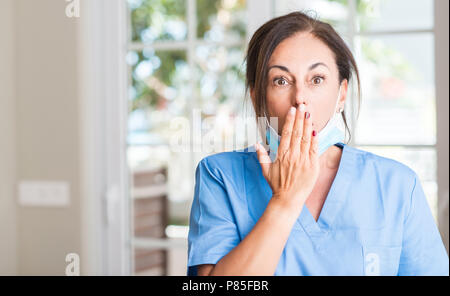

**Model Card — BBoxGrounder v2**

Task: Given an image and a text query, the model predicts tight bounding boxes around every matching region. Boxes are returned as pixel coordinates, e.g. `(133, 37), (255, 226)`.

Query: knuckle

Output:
(282, 129), (291, 137)
(283, 152), (293, 163)
(286, 156), (295, 166)
(292, 129), (301, 138)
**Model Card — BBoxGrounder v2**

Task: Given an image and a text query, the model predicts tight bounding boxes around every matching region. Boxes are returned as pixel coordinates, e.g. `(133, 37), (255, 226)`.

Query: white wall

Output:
(0, 0), (125, 275)
(14, 0), (81, 275)
(0, 0), (17, 275)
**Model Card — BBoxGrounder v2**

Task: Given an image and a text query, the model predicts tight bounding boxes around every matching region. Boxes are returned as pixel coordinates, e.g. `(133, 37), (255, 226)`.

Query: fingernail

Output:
(305, 112), (310, 119)
(312, 130), (316, 137)
(299, 104), (306, 112)
(290, 106), (296, 115)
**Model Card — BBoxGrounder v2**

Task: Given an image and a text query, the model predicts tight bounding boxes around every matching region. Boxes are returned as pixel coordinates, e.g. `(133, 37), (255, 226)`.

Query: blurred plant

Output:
(195, 46), (246, 115)
(129, 50), (187, 112)
(129, 0), (187, 42)
(197, 0), (246, 41)
(128, 0), (247, 121)
(356, 0), (380, 32)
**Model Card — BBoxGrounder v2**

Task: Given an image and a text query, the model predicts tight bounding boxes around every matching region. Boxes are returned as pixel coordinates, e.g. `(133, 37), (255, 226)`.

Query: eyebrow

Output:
(268, 62), (329, 73)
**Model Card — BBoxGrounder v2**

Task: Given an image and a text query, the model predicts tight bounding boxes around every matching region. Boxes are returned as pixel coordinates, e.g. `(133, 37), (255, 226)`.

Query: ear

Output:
(338, 79), (348, 109)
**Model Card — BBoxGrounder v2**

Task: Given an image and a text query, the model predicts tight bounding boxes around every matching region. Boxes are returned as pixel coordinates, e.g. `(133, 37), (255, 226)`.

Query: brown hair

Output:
(245, 11), (361, 143)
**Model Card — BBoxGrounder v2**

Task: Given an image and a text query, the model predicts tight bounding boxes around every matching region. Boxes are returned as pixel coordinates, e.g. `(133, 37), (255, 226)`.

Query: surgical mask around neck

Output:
(265, 86), (345, 162)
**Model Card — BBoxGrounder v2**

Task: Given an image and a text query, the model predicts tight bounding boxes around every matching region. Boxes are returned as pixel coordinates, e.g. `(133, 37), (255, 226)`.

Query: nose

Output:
(293, 86), (307, 108)
(292, 86), (313, 126)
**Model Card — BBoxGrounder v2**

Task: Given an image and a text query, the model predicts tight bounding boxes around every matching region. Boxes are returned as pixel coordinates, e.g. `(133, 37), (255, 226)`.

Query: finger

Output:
(290, 103), (306, 153)
(309, 129), (319, 161)
(300, 111), (313, 158)
(255, 143), (271, 178)
(277, 106), (296, 159)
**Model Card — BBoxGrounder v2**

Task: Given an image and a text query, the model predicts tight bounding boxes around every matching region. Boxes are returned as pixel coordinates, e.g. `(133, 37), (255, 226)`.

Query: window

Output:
(274, 0), (438, 220)
(126, 0), (247, 275)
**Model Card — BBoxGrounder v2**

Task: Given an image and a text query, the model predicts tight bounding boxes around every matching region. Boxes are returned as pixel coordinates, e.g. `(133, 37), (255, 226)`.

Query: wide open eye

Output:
(273, 77), (289, 87)
(312, 76), (324, 85)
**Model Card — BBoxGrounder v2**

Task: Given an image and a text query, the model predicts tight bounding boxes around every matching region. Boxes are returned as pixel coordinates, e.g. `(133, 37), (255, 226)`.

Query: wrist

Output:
(269, 193), (305, 217)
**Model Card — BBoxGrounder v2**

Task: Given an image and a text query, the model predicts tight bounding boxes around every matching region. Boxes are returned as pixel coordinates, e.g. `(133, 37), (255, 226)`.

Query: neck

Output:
(319, 145), (342, 170)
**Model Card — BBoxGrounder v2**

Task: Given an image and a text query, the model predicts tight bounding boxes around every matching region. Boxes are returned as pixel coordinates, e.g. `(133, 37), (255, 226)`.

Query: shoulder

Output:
(345, 144), (418, 189)
(195, 146), (257, 182)
(197, 146), (257, 172)
(343, 145), (422, 225)
(193, 147), (257, 202)
(345, 145), (417, 178)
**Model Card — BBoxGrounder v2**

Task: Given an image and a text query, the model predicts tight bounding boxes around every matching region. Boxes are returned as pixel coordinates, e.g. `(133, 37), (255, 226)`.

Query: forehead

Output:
(268, 32), (337, 72)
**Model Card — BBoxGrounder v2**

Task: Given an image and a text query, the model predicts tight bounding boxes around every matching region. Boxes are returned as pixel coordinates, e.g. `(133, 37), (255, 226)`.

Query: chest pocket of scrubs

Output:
(362, 245), (402, 276)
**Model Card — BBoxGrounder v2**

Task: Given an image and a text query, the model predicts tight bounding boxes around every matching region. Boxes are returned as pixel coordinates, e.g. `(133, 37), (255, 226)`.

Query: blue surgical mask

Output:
(265, 86), (345, 162)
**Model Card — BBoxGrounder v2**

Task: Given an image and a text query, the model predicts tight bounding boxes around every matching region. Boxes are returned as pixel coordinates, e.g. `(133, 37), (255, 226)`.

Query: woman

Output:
(187, 11), (449, 276)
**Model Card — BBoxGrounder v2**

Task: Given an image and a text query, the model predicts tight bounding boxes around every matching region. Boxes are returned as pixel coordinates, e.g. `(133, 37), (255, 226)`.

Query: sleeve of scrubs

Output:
(187, 157), (240, 276)
(398, 172), (449, 275)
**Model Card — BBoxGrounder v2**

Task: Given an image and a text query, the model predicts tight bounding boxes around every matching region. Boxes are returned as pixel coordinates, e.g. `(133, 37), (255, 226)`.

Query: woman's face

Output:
(262, 32), (348, 134)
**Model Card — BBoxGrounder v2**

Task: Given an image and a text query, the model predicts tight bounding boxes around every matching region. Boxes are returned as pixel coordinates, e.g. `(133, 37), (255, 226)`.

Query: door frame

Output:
(78, 0), (131, 275)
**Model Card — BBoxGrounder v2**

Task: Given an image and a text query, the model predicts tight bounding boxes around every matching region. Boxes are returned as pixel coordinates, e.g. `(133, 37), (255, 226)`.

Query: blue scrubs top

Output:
(187, 142), (449, 276)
